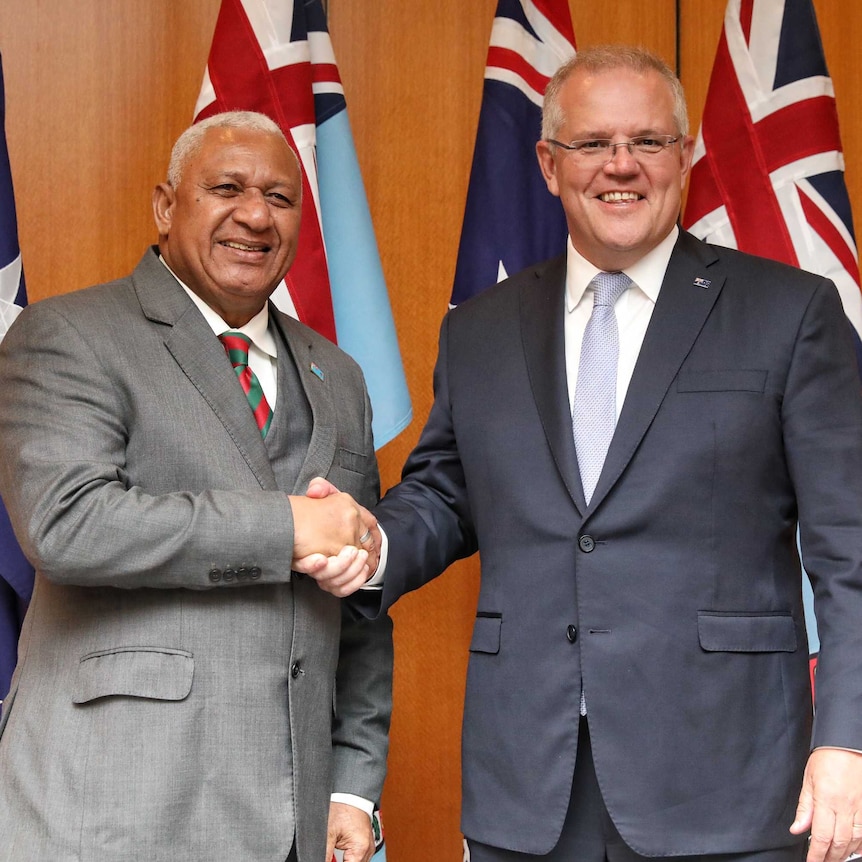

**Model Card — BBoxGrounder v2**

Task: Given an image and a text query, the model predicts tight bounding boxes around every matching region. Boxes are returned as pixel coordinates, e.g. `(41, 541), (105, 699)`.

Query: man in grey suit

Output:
(0, 111), (391, 862)
(302, 47), (862, 862)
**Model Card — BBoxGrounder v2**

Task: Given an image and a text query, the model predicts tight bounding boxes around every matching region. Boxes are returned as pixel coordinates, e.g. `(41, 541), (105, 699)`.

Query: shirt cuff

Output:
(360, 524), (388, 589)
(330, 793), (375, 818)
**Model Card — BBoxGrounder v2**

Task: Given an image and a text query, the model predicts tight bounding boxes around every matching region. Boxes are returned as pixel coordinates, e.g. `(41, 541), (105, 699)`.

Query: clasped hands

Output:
(290, 477), (379, 597)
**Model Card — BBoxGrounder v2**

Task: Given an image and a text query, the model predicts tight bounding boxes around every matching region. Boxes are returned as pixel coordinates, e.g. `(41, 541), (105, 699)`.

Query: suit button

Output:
(223, 568), (236, 581)
(209, 568), (222, 582)
(236, 567), (249, 581)
(250, 567), (262, 580)
(291, 662), (302, 679)
(566, 625), (578, 643)
(578, 535), (596, 553)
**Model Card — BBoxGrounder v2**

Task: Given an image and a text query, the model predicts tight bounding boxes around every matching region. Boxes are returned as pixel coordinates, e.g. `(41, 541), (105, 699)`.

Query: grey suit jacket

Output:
(0, 249), (392, 862)
(357, 230), (862, 856)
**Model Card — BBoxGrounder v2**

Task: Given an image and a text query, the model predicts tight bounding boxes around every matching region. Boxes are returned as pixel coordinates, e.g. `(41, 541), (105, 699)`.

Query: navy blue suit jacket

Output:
(359, 230), (862, 855)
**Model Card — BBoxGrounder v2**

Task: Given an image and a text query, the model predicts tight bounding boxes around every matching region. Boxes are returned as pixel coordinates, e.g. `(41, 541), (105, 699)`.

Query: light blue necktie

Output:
(572, 272), (632, 715)
(573, 271), (631, 716)
(573, 271), (632, 505)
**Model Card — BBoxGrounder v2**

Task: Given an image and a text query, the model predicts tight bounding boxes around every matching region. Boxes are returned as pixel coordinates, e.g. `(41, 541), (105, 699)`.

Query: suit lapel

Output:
(589, 231), (723, 508)
(131, 249), (278, 491)
(520, 256), (587, 514)
(269, 309), (338, 495)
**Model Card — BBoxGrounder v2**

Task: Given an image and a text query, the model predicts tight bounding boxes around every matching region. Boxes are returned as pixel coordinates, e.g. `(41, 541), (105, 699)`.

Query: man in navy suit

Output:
(299, 46), (862, 862)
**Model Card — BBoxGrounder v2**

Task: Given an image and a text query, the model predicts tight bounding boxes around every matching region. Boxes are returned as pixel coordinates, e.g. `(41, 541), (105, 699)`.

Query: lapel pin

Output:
(693, 277), (711, 289)
(309, 362), (325, 381)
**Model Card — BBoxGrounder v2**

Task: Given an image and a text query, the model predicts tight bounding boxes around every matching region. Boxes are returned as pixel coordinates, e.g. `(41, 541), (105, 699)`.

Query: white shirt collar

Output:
(565, 225), (679, 313)
(158, 255), (277, 359)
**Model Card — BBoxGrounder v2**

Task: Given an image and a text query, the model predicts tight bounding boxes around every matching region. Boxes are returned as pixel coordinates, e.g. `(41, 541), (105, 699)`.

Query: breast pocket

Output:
(677, 369), (768, 394)
(73, 646), (194, 703)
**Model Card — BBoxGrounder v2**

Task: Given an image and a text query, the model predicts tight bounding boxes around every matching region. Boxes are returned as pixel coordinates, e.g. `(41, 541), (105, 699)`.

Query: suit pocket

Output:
(73, 646), (194, 703)
(469, 614), (502, 654)
(677, 369), (767, 393)
(336, 447), (367, 475)
(697, 611), (797, 652)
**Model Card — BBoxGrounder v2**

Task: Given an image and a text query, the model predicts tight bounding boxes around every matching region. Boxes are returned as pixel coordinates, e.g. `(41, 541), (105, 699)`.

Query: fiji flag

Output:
(0, 53), (34, 702)
(194, 0), (411, 449)
(682, 0), (862, 690)
(450, 0), (576, 305)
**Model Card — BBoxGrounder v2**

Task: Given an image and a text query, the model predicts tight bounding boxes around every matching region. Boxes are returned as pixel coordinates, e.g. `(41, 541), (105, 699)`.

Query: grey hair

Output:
(541, 45), (689, 141)
(166, 111), (290, 187)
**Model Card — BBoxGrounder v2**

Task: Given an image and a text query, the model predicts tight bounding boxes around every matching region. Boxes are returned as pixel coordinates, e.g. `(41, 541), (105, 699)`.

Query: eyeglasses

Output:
(546, 135), (679, 162)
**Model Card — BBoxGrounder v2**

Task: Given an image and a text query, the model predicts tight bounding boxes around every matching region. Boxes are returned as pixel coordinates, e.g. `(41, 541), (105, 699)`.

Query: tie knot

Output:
(591, 271), (631, 308)
(219, 330), (251, 367)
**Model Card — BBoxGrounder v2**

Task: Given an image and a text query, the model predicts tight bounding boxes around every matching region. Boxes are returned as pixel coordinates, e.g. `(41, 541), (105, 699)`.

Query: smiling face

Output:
(153, 125), (302, 327)
(536, 66), (694, 271)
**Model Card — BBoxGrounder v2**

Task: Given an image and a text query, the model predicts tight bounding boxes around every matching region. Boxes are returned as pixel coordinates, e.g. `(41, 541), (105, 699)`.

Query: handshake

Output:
(289, 477), (380, 597)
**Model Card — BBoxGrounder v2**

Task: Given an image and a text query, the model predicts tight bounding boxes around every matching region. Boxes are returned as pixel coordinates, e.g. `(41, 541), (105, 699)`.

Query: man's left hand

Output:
(790, 748), (862, 862)
(326, 801), (376, 862)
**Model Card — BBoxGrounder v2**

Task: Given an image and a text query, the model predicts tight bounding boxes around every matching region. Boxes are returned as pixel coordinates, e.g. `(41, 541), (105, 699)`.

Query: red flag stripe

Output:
(487, 46), (550, 96)
(699, 31), (798, 264)
(312, 62), (342, 86)
(532, 0), (577, 44)
(799, 187), (862, 285)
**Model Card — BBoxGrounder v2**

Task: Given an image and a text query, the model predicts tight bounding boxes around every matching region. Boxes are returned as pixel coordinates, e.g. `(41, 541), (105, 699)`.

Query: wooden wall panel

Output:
(0, 2), (860, 861)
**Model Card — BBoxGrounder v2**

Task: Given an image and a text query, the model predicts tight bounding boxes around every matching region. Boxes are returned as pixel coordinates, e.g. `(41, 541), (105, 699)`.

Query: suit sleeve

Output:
(353, 312), (479, 620)
(782, 278), (862, 750)
(332, 385), (393, 803)
(0, 301), (296, 590)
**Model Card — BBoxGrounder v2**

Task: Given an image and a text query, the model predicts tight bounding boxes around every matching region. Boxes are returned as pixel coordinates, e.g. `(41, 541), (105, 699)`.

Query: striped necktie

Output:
(219, 330), (273, 437)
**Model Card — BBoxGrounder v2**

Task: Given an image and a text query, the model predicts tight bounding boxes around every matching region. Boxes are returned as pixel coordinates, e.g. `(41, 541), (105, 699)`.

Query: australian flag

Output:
(450, 0), (576, 305)
(0, 53), (34, 702)
(683, 0), (862, 368)
(683, 0), (862, 690)
(194, 0), (411, 448)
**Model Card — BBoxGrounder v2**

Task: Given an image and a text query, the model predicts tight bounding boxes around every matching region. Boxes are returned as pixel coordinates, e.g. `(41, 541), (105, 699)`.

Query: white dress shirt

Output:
(564, 226), (678, 417)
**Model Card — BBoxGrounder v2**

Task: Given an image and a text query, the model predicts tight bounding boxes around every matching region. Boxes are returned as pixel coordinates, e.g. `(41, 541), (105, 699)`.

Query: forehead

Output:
(558, 67), (676, 133)
(189, 127), (300, 185)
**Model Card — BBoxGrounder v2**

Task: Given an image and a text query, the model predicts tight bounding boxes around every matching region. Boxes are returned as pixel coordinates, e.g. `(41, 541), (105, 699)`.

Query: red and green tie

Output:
(218, 331), (273, 437)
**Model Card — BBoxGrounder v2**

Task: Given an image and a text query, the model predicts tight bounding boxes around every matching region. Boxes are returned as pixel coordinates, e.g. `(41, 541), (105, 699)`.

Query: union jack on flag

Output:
(450, 0), (576, 305)
(683, 0), (862, 366)
(194, 0), (411, 449)
(0, 52), (34, 703)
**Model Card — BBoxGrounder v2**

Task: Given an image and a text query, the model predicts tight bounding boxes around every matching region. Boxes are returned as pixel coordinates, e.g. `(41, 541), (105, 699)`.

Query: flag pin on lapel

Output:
(693, 277), (711, 289)
(310, 362), (325, 381)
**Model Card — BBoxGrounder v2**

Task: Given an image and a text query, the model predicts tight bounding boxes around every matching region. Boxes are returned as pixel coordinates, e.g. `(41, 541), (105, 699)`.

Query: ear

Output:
(152, 182), (176, 237)
(678, 134), (696, 188)
(535, 140), (561, 198)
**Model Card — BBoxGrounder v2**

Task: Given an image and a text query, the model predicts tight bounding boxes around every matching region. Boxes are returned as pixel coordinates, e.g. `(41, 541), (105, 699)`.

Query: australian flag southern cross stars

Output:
(0, 52), (35, 702)
(450, 0), (577, 306)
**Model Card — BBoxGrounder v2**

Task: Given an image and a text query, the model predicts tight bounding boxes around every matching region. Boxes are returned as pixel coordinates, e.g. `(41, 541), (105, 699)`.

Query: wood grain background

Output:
(1, 2), (858, 858)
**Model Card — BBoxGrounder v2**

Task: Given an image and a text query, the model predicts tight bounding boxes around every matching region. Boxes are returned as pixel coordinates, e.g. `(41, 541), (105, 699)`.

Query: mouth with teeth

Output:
(598, 191), (643, 203)
(220, 240), (270, 253)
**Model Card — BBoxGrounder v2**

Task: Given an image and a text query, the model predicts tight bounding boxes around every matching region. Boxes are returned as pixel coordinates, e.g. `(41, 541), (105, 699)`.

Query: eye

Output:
(211, 183), (242, 196)
(576, 139), (610, 151)
(266, 192), (296, 207)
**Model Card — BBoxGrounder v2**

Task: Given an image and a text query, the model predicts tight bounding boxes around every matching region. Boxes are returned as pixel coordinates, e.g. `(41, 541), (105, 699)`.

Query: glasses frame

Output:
(546, 135), (680, 162)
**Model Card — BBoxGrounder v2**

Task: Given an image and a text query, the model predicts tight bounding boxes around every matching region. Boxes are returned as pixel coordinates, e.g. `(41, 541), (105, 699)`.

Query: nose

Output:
(604, 142), (640, 172)
(233, 188), (271, 229)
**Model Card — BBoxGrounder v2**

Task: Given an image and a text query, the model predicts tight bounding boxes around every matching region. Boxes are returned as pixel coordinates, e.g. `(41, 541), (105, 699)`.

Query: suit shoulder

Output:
(448, 254), (566, 321)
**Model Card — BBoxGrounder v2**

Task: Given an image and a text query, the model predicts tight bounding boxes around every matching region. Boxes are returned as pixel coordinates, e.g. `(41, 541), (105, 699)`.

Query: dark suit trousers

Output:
(465, 718), (806, 862)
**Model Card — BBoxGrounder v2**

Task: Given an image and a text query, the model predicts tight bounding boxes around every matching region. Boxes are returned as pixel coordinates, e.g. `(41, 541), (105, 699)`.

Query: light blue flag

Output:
(317, 109), (412, 448)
